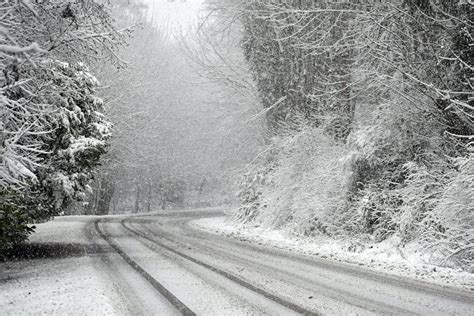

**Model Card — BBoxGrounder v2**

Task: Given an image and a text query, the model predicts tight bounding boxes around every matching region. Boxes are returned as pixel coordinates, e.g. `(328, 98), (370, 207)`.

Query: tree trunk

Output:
(97, 178), (114, 215)
(146, 185), (152, 213)
(134, 184), (140, 214)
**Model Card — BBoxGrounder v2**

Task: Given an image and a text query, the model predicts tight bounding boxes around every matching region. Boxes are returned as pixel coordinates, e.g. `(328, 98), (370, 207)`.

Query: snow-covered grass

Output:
(190, 216), (474, 291)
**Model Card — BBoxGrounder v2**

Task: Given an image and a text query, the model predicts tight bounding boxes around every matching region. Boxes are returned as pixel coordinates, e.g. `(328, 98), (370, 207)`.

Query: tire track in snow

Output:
(94, 219), (196, 316)
(133, 214), (474, 315)
(121, 218), (319, 316)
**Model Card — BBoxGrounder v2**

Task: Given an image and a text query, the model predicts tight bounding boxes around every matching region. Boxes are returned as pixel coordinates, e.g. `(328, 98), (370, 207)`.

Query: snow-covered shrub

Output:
(236, 121), (348, 235)
(343, 91), (473, 270)
(396, 158), (453, 244)
(344, 95), (445, 240)
(387, 152), (473, 271)
(432, 154), (474, 270)
(0, 192), (35, 252)
(235, 150), (275, 224)
(407, 154), (474, 270)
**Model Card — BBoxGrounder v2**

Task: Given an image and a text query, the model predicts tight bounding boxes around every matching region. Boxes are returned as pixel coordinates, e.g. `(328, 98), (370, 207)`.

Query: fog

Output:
(83, 0), (263, 214)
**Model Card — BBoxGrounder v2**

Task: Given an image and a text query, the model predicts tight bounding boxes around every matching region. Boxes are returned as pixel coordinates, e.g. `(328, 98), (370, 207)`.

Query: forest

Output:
(1, 0), (473, 272)
(231, 0), (473, 270)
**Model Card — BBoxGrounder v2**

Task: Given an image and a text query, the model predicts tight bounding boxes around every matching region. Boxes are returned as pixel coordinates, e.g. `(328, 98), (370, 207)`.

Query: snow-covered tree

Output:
(38, 61), (112, 210)
(1, 0), (122, 250)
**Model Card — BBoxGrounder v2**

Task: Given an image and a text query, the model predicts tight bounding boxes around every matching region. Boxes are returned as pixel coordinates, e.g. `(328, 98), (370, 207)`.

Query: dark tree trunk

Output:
(134, 184), (140, 214)
(146, 185), (152, 213)
(97, 178), (114, 215)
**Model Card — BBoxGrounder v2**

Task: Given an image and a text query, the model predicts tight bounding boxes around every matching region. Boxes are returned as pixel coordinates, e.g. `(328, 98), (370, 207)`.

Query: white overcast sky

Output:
(141, 0), (205, 32)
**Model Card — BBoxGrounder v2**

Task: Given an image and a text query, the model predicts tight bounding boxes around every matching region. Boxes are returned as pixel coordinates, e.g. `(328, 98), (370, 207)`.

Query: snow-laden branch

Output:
(0, 42), (45, 53)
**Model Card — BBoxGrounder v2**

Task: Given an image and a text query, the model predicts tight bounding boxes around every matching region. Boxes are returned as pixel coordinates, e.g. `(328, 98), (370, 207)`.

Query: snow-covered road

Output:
(1, 209), (473, 315)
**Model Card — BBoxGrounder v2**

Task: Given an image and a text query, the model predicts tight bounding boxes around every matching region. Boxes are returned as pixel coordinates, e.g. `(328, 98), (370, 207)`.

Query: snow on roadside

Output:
(0, 257), (127, 315)
(28, 217), (93, 245)
(0, 217), (130, 315)
(189, 216), (474, 291)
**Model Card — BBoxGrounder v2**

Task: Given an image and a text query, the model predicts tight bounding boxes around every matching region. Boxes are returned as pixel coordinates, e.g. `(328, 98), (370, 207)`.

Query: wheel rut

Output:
(94, 219), (196, 316)
(121, 218), (320, 316)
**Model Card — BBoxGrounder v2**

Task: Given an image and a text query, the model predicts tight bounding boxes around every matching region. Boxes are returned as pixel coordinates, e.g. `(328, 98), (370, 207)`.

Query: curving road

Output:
(89, 209), (473, 316)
